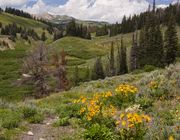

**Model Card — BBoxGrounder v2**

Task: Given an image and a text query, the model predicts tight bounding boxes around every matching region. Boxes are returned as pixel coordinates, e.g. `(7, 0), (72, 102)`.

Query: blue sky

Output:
(38, 0), (173, 6)
(24, 0), (173, 7)
(0, 0), (177, 23)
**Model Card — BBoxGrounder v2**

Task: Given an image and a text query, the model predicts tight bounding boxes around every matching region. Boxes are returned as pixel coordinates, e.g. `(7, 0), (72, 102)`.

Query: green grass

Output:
(0, 13), (50, 36)
(0, 13), (47, 29)
(0, 39), (33, 101)
(51, 37), (108, 60)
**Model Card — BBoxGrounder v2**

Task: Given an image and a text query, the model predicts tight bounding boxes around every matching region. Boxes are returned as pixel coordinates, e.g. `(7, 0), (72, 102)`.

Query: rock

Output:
(22, 74), (31, 78)
(46, 122), (50, 125)
(27, 131), (34, 136)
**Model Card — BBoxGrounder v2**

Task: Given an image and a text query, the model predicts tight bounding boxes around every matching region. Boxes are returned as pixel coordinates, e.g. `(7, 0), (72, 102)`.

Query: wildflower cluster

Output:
(73, 92), (115, 121)
(116, 112), (151, 129)
(115, 84), (138, 95)
(114, 84), (138, 104)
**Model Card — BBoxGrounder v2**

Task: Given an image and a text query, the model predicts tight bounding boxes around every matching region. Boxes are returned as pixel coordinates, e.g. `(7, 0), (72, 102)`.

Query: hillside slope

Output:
(0, 63), (179, 139)
(0, 13), (48, 29)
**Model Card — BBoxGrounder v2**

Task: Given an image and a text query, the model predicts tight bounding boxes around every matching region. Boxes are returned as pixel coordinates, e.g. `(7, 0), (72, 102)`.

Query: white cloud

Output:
(0, 0), (29, 7)
(22, 0), (49, 14)
(156, 4), (169, 9)
(24, 0), (150, 23)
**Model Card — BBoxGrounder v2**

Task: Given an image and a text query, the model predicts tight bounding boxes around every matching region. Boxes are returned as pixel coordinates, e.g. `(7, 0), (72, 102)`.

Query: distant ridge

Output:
(36, 12), (109, 27)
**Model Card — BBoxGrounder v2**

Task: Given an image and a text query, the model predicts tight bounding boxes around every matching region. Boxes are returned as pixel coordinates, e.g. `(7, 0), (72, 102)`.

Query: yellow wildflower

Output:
(122, 121), (126, 126)
(169, 136), (174, 140)
(80, 107), (86, 114)
(120, 113), (125, 119)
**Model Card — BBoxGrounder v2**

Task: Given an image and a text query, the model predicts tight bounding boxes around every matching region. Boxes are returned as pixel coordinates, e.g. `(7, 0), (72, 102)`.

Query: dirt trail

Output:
(19, 117), (75, 140)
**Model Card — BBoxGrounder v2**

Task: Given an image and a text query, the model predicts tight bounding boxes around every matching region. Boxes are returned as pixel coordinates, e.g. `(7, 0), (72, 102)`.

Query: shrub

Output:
(22, 107), (44, 123)
(56, 104), (81, 119)
(22, 107), (37, 119)
(53, 117), (70, 127)
(0, 109), (21, 129)
(84, 123), (114, 140)
(110, 84), (138, 108)
(116, 112), (151, 140)
(143, 65), (157, 72)
(136, 97), (153, 112)
(27, 114), (44, 124)
(73, 93), (115, 122)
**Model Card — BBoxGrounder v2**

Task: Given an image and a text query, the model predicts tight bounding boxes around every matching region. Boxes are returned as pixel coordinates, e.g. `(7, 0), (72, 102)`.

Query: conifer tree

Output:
(164, 14), (178, 65)
(154, 24), (164, 67)
(109, 42), (115, 76)
(137, 28), (147, 68)
(130, 33), (138, 71)
(118, 37), (128, 74)
(41, 32), (46, 41)
(92, 57), (105, 80)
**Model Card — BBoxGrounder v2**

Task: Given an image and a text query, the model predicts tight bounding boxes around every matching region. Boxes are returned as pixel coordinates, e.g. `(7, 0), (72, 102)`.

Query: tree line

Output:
(0, 22), (48, 42)
(92, 7), (179, 80)
(66, 19), (91, 40)
(5, 7), (33, 19)
(96, 2), (180, 37)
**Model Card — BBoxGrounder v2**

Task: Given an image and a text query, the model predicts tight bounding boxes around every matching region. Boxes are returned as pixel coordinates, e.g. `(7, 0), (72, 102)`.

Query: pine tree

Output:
(92, 57), (105, 80)
(109, 42), (115, 76)
(130, 33), (138, 71)
(139, 10), (164, 67)
(164, 14), (178, 65)
(154, 24), (164, 67)
(41, 32), (46, 41)
(118, 37), (128, 74)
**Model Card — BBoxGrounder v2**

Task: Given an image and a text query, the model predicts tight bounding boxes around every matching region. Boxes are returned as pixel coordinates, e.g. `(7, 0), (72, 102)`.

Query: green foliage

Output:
(0, 13), (47, 29)
(22, 107), (37, 119)
(118, 37), (128, 75)
(84, 123), (114, 140)
(158, 110), (174, 126)
(51, 37), (107, 60)
(56, 104), (81, 119)
(143, 65), (157, 72)
(136, 97), (153, 112)
(117, 125), (147, 140)
(0, 109), (21, 129)
(164, 14), (178, 65)
(138, 12), (164, 68)
(27, 114), (44, 124)
(53, 117), (70, 127)
(0, 39), (32, 100)
(92, 57), (105, 80)
(22, 107), (44, 123)
(41, 32), (47, 41)
(109, 42), (115, 76)
(73, 65), (79, 86)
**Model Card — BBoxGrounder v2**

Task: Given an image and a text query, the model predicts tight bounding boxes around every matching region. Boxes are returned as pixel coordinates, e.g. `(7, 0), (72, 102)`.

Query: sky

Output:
(0, 0), (178, 23)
